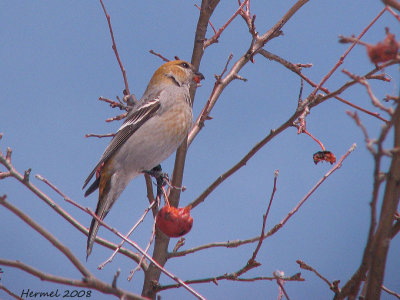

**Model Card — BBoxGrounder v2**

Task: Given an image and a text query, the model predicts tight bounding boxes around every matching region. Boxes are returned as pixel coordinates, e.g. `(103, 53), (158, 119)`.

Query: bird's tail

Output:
(87, 215), (102, 260)
(86, 173), (129, 259)
(86, 181), (112, 260)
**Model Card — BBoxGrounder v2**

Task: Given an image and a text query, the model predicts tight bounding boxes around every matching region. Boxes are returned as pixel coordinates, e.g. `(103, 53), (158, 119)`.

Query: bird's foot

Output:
(143, 165), (170, 200)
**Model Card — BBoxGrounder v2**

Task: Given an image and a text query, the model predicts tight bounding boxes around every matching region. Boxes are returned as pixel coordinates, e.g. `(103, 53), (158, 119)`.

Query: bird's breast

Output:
(111, 102), (193, 175)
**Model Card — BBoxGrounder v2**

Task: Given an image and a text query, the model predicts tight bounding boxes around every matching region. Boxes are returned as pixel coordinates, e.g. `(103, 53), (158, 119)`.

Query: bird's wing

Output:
(82, 96), (161, 190)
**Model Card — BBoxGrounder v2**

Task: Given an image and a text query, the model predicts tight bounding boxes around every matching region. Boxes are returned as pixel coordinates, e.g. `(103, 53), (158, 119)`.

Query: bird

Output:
(82, 60), (204, 258)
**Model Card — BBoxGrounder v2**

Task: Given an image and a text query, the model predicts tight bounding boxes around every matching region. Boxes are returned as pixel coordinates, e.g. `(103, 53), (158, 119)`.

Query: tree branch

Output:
(308, 7), (387, 99)
(0, 195), (91, 278)
(99, 0), (130, 95)
(172, 144), (356, 258)
(0, 259), (145, 300)
(335, 107), (398, 300)
(365, 104), (400, 299)
(142, 1), (220, 298)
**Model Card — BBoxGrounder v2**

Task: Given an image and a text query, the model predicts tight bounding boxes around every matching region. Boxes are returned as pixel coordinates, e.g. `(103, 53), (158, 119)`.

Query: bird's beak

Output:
(193, 71), (205, 84)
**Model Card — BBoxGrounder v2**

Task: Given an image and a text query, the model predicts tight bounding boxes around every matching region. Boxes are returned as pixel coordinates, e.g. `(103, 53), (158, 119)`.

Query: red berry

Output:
(313, 151), (336, 165)
(156, 206), (193, 237)
(367, 28), (399, 65)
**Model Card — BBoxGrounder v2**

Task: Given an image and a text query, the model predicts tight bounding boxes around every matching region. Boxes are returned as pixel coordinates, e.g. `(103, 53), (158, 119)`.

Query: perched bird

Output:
(83, 60), (204, 258)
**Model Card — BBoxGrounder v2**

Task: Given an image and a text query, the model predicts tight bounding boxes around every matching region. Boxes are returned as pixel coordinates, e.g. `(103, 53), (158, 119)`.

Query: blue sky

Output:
(1, 1), (399, 299)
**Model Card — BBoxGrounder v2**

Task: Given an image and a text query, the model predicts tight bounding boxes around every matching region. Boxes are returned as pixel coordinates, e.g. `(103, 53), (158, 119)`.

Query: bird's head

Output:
(149, 60), (204, 88)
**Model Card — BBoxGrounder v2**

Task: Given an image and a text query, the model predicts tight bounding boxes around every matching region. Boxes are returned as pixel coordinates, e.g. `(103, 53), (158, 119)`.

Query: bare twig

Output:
(391, 219), (400, 238)
(246, 170), (279, 266)
(85, 133), (115, 138)
(0, 143), (143, 264)
(336, 107), (398, 299)
(275, 271), (291, 300)
(338, 35), (370, 46)
(98, 201), (157, 270)
(188, 0), (310, 147)
(364, 104), (400, 299)
(173, 238), (186, 253)
(148, 4), (311, 294)
(128, 221), (157, 281)
(99, 0), (130, 95)
(33, 174), (146, 268)
(0, 284), (22, 300)
(33, 174), (204, 299)
(141, 1), (221, 296)
(309, 7), (387, 99)
(0, 259), (145, 300)
(386, 5), (400, 21)
(189, 54), (233, 145)
(384, 94), (400, 102)
(298, 128), (326, 151)
(346, 111), (375, 154)
(224, 171), (280, 280)
(157, 271), (304, 291)
(149, 50), (169, 62)
(382, 285), (400, 299)
(297, 260), (340, 293)
(172, 144), (356, 258)
(99, 96), (128, 110)
(342, 70), (393, 115)
(384, 0), (400, 13)
(0, 195), (91, 278)
(258, 49), (391, 122)
(238, 0), (258, 44)
(87, 207), (206, 300)
(203, 0), (249, 48)
(194, 4), (217, 35)
(106, 111), (129, 122)
(359, 78), (394, 115)
(112, 269), (121, 288)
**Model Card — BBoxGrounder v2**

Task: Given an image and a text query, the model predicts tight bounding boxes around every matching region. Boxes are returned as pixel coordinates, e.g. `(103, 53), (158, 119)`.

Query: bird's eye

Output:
(181, 62), (189, 69)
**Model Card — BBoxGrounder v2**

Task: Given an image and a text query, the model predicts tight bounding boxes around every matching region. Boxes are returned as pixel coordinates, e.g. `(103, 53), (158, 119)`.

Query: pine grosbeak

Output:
(83, 60), (204, 258)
